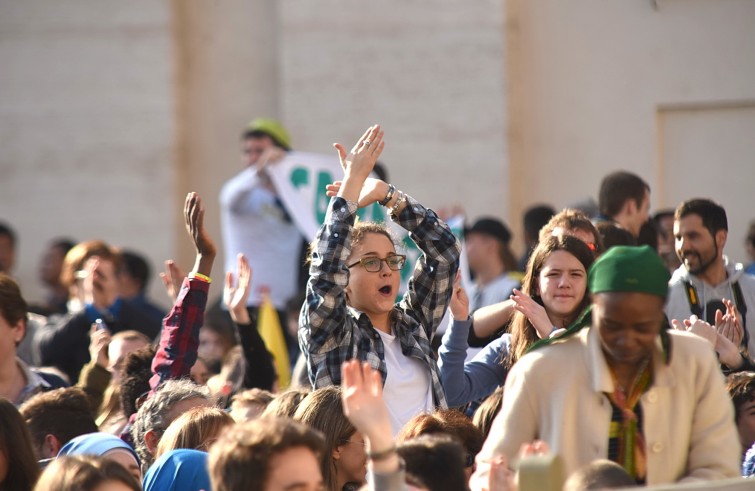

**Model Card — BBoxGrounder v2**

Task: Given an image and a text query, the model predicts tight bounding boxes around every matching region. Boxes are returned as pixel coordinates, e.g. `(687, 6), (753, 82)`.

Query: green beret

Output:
(246, 118), (291, 150)
(588, 245), (670, 298)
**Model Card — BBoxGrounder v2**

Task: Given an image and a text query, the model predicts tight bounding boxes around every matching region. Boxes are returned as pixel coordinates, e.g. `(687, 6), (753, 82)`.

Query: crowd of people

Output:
(1, 119), (755, 491)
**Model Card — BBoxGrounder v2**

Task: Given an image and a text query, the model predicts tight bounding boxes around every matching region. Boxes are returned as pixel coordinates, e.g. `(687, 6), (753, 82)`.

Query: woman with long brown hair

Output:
(439, 235), (594, 407)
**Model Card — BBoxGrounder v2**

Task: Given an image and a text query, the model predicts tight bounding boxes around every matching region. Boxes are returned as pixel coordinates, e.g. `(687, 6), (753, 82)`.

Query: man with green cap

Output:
(220, 118), (303, 324)
(472, 246), (740, 485)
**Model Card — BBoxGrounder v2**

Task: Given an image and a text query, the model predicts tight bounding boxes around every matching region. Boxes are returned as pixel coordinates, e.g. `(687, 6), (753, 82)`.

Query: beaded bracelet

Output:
(390, 190), (406, 217)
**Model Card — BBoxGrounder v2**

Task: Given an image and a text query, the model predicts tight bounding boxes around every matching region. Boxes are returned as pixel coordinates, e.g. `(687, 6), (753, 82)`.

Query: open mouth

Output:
(379, 285), (393, 295)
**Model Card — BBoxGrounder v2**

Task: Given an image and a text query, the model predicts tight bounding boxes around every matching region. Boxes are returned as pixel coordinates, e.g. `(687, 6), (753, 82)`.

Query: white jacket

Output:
(476, 327), (741, 485)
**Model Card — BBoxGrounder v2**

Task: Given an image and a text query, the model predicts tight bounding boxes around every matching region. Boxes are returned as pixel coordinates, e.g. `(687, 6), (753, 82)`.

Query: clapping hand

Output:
(159, 260), (186, 302)
(715, 299), (744, 348)
(331, 125), (386, 205)
(510, 289), (553, 339)
(224, 253), (253, 325)
(450, 273), (470, 320)
(671, 315), (718, 348)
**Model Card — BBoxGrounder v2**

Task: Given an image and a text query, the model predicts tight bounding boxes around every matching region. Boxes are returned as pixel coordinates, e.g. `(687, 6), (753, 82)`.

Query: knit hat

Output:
(588, 246), (670, 298)
(245, 118), (291, 150)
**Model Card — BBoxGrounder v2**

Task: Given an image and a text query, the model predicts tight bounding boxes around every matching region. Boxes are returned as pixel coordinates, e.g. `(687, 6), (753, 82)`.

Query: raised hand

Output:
(88, 322), (112, 368)
(224, 253), (253, 324)
(450, 273), (470, 320)
(671, 315), (718, 348)
(332, 125), (385, 203)
(715, 299), (744, 347)
(341, 360), (397, 474)
(325, 177), (389, 209)
(159, 260), (186, 302)
(184, 192), (216, 277)
(510, 289), (553, 339)
(83, 257), (119, 311)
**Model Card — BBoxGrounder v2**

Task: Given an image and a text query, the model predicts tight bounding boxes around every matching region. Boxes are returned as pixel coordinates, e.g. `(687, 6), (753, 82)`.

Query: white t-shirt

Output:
(376, 328), (434, 436)
(220, 167), (302, 309)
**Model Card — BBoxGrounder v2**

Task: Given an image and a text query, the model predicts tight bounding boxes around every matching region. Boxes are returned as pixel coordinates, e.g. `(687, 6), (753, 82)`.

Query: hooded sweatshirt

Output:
(666, 256), (755, 355)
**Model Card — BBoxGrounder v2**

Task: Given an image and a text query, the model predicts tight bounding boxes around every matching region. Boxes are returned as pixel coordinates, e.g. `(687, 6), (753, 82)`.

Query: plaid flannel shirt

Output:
(299, 195), (460, 408)
(149, 277), (208, 393)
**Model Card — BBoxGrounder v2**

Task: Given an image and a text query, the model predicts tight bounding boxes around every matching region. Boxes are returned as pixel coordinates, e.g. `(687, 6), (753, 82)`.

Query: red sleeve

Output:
(148, 277), (209, 394)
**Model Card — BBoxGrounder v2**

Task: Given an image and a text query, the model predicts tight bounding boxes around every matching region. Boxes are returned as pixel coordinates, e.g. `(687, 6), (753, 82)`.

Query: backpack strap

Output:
(732, 281), (749, 349)
(683, 280), (703, 319)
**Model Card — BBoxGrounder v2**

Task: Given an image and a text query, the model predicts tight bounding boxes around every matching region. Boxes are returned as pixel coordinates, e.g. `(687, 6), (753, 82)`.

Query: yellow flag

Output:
(257, 295), (291, 390)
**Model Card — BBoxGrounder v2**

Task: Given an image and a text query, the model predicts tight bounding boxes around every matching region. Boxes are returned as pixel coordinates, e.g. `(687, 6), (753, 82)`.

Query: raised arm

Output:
(224, 253), (276, 391)
(439, 277), (509, 406)
(149, 192), (215, 391)
(471, 299), (515, 340)
(396, 199), (461, 337)
(341, 360), (405, 490)
(299, 125), (385, 353)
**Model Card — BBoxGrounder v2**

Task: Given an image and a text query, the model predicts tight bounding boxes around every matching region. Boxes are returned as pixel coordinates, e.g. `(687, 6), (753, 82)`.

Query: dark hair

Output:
(0, 273), (28, 331)
(0, 223), (17, 246)
(397, 434), (468, 491)
(598, 171), (649, 219)
(0, 398), (40, 490)
(120, 250), (151, 292)
(242, 129), (290, 151)
(595, 221), (636, 250)
(523, 205), (556, 242)
(726, 371), (755, 423)
(508, 235), (594, 368)
(472, 387), (503, 440)
(674, 199), (728, 237)
(397, 408), (483, 466)
(51, 239), (77, 255)
(293, 386), (355, 490)
(19, 388), (98, 459)
(120, 345), (156, 418)
(209, 417), (325, 491)
(539, 209), (603, 255)
(34, 455), (141, 491)
(747, 221), (755, 249)
(636, 219), (659, 252)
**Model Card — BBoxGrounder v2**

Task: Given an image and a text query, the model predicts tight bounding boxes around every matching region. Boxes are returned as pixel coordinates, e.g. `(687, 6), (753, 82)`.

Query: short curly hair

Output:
(131, 379), (213, 469)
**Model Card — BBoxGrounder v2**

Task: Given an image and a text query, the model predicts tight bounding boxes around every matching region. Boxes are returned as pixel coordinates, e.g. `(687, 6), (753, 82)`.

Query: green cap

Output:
(246, 118), (291, 150)
(588, 245), (670, 298)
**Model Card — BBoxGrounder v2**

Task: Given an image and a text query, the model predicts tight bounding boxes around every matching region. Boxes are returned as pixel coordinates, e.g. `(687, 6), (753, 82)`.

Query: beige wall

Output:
(3, 1), (754, 310)
(507, 0), (755, 263)
(0, 0), (176, 306)
(278, 0), (508, 226)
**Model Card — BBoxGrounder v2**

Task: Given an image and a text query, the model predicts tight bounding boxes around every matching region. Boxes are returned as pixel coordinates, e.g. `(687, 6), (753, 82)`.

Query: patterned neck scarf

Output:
(605, 358), (652, 482)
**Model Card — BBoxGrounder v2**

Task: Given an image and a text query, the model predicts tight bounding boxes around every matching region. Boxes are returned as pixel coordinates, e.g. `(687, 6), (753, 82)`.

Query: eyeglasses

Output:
(347, 255), (406, 273)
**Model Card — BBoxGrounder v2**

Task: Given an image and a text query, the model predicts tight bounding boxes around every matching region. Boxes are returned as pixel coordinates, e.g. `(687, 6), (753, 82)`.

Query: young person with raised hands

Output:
(300, 125), (461, 434)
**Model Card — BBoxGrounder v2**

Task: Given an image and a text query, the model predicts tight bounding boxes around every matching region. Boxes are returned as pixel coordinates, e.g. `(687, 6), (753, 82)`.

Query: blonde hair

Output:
(155, 406), (234, 459)
(34, 455), (140, 491)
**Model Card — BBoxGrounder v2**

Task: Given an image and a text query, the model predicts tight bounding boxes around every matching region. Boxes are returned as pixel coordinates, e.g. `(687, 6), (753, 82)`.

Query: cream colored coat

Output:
(476, 327), (741, 485)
